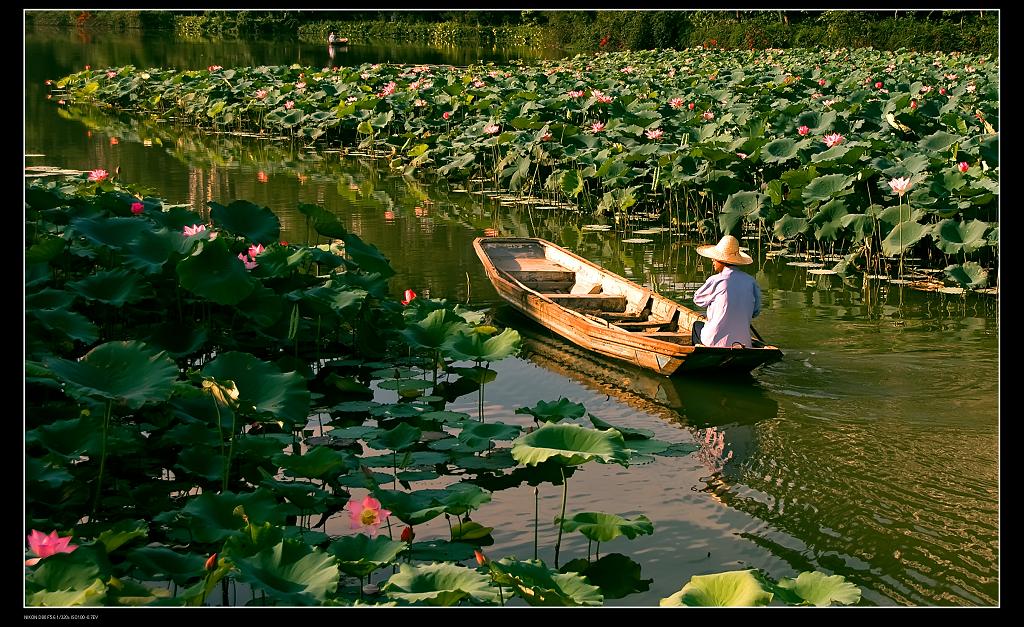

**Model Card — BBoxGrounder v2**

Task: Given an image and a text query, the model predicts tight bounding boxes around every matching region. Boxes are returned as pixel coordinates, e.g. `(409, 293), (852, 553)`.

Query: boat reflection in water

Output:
(500, 307), (778, 475)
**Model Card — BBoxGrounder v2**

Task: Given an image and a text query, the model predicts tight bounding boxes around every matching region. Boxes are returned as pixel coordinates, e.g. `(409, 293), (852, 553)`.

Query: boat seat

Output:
(638, 331), (691, 345)
(614, 320), (672, 330)
(595, 311), (648, 322)
(542, 294), (627, 313)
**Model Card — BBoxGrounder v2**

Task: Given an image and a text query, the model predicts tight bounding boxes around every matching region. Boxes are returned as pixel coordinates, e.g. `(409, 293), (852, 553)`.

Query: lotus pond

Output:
(25, 28), (998, 607)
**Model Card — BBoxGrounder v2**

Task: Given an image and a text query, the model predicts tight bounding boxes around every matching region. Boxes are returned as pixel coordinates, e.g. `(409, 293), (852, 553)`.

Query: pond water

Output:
(25, 26), (999, 606)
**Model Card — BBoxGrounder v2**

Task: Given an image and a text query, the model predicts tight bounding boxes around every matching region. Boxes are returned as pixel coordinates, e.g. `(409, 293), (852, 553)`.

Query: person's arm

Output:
(693, 276), (716, 308)
(751, 279), (762, 319)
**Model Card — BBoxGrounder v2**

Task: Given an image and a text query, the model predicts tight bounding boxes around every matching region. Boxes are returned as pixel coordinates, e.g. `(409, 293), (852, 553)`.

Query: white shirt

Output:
(693, 265), (761, 347)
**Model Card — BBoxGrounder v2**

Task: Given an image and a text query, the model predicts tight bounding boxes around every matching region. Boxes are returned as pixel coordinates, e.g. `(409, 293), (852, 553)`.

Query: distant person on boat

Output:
(691, 235), (761, 348)
(328, 31), (336, 44)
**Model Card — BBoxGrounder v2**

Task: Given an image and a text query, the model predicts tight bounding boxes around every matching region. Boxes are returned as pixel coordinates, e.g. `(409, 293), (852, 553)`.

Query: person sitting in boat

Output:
(328, 31), (336, 44)
(691, 235), (761, 348)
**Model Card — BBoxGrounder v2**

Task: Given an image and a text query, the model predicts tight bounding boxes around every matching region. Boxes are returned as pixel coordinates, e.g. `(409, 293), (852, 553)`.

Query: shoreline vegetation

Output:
(48, 47), (999, 293)
(26, 10), (997, 55)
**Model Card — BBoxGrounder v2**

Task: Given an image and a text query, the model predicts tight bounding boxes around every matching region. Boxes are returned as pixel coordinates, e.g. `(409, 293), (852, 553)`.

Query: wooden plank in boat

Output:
(506, 269), (576, 283)
(543, 294), (627, 312)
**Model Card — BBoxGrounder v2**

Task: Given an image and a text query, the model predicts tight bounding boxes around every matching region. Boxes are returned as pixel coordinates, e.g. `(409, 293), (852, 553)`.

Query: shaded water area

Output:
(25, 27), (999, 606)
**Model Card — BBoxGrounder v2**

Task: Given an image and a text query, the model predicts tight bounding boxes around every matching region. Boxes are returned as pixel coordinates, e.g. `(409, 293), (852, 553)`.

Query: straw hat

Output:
(696, 235), (753, 265)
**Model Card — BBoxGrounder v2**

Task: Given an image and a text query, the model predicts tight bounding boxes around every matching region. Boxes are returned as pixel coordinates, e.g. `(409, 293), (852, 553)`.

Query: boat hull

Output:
(474, 237), (782, 377)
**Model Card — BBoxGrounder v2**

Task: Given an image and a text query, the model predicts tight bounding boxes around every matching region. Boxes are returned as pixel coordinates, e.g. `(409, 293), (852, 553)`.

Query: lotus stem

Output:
(91, 399), (113, 518)
(223, 409), (238, 493)
(533, 486), (539, 560)
(555, 466), (568, 568)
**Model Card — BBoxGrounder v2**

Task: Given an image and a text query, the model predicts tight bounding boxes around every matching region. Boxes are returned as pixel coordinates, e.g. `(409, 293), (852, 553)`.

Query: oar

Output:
(750, 325), (766, 344)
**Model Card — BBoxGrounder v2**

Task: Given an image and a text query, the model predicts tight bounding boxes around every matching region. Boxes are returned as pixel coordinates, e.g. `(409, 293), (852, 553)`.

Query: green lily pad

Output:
(179, 489), (287, 543)
(932, 218), (989, 255)
(760, 137), (799, 163)
(881, 220), (928, 257)
(233, 539), (339, 605)
(515, 398), (586, 423)
(125, 547), (207, 586)
(559, 553), (652, 600)
(660, 569), (773, 606)
(450, 521), (494, 542)
(273, 445), (350, 480)
(408, 540), (477, 562)
(556, 512), (654, 543)
(328, 534), (406, 578)
(943, 262), (989, 289)
(30, 308), (99, 344)
(459, 421), (522, 441)
(176, 238), (256, 306)
(439, 482), (492, 516)
(511, 423), (629, 467)
(489, 558), (603, 606)
(208, 200), (281, 244)
(67, 268), (151, 306)
(587, 414), (653, 440)
(95, 519), (148, 553)
(341, 232), (395, 278)
(69, 216), (150, 250)
(775, 571), (861, 606)
(401, 308), (469, 350)
(444, 327), (521, 362)
(383, 562), (498, 606)
(802, 174), (854, 202)
(370, 423), (422, 452)
(373, 489), (447, 526)
(45, 341), (177, 409)
(202, 352), (310, 426)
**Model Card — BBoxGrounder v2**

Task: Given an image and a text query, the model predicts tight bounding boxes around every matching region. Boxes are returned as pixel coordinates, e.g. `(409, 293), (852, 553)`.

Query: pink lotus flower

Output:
(736, 152), (748, 160)
(644, 128), (664, 140)
(818, 78), (826, 86)
(473, 80), (485, 88)
(237, 253), (258, 270)
(589, 121), (605, 133)
(945, 73), (958, 81)
(283, 100), (295, 110)
(26, 530), (77, 566)
(822, 99), (836, 107)
(401, 289), (417, 306)
(888, 176), (913, 197)
(295, 82), (306, 90)
(57, 99), (65, 105)
(596, 94), (613, 104)
(811, 92), (822, 99)
(620, 66), (634, 73)
(920, 85), (932, 93)
(106, 70), (117, 78)
(443, 111), (452, 120)
(958, 161), (969, 173)
(668, 68), (676, 77)
(875, 81), (883, 89)
(377, 81), (397, 97)
(413, 98), (426, 107)
(688, 102), (695, 110)
(110, 137), (119, 145)
(254, 89), (268, 100)
(360, 72), (370, 80)
(540, 132), (553, 141)
(939, 87), (947, 95)
(208, 65), (222, 72)
(966, 84), (976, 93)
(248, 243), (265, 259)
(131, 202), (144, 215)
(701, 111), (714, 121)
(483, 124), (500, 135)
(87, 168), (108, 182)
(669, 97), (684, 109)
(798, 125), (810, 136)
(183, 224), (207, 237)
(910, 100), (917, 109)
(568, 90), (585, 98)
(822, 133), (844, 148)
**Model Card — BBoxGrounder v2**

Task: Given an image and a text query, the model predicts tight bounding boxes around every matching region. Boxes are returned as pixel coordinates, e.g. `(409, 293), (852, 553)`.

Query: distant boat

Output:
(474, 237), (783, 376)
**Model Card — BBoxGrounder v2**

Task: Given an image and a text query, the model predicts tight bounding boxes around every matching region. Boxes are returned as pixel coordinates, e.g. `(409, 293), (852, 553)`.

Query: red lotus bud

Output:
(474, 549), (488, 566)
(401, 526), (415, 542)
(205, 553), (217, 571)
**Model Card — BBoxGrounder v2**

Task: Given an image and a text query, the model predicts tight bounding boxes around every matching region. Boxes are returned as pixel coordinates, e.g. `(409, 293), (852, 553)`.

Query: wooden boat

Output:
(473, 237), (783, 376)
